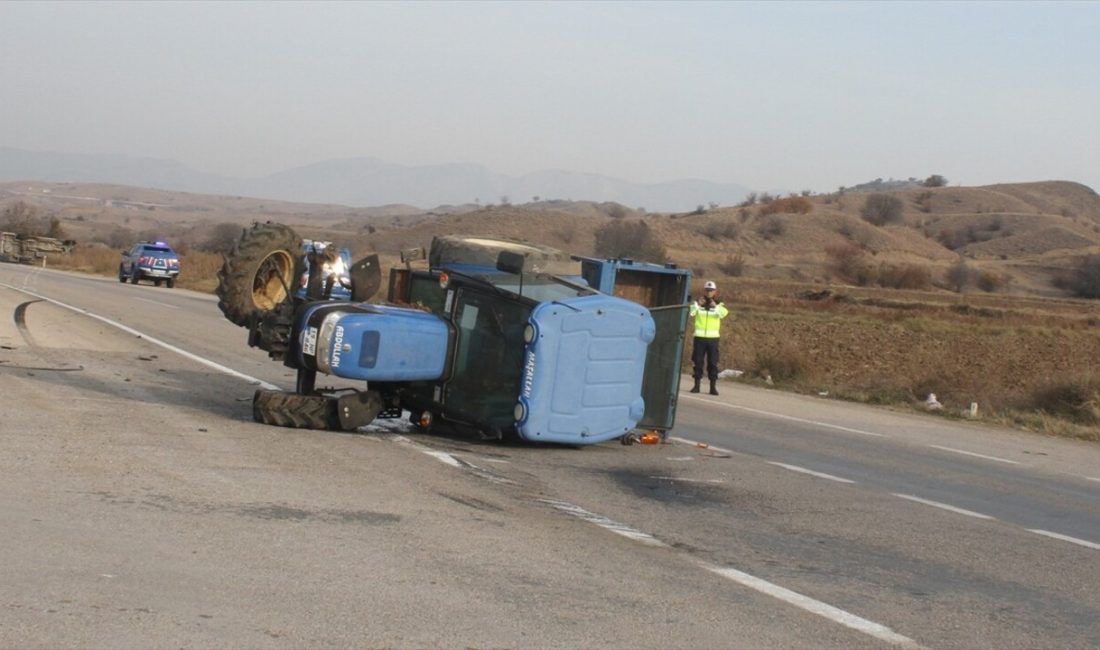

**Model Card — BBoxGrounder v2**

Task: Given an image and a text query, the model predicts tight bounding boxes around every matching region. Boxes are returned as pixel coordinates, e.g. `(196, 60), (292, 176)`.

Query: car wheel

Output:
(118, 265), (127, 283)
(166, 277), (175, 289)
(154, 279), (162, 287)
(130, 272), (140, 285)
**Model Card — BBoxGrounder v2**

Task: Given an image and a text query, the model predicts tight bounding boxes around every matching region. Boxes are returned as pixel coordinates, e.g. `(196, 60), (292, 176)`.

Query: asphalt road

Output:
(2, 264), (1098, 649)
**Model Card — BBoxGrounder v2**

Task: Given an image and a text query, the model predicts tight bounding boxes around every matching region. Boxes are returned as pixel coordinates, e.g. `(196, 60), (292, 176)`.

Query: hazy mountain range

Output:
(0, 147), (751, 212)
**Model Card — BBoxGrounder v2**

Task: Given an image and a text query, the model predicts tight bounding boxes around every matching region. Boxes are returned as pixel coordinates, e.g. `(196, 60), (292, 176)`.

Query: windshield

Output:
(444, 288), (530, 430)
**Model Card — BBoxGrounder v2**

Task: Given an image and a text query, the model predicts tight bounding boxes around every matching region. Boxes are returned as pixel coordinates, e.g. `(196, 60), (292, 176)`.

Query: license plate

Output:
(302, 326), (318, 356)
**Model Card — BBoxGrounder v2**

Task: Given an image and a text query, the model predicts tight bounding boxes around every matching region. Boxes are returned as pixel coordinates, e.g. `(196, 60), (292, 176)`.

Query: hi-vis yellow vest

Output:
(689, 302), (728, 338)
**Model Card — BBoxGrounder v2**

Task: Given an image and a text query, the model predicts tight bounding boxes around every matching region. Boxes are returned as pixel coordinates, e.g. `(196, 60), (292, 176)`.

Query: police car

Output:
(119, 241), (181, 287)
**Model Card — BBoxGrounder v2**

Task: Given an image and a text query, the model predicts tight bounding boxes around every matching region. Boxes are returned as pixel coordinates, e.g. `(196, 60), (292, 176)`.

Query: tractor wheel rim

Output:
(252, 250), (294, 310)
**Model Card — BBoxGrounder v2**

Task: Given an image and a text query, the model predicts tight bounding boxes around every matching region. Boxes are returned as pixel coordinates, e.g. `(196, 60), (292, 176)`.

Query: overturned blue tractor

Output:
(216, 222), (691, 445)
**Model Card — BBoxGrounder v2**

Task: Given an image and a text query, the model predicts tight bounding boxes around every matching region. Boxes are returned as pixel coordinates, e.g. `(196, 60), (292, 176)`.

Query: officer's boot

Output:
(709, 380), (719, 396)
(690, 378), (701, 393)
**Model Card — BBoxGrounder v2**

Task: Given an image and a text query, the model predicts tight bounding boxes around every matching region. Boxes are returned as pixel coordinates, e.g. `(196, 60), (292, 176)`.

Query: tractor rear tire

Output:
(217, 223), (302, 328)
(253, 389), (338, 430)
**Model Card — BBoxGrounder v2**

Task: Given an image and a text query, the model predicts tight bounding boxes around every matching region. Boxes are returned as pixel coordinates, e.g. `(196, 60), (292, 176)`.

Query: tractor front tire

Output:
(217, 223), (302, 328)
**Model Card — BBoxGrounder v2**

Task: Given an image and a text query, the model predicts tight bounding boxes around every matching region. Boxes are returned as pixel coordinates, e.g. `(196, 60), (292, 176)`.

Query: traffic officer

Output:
(688, 280), (728, 395)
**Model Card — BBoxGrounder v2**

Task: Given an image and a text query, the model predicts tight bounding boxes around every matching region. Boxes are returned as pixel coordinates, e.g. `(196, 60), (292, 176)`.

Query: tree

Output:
(923, 174), (948, 188)
(1, 201), (46, 236)
(200, 222), (245, 253)
(46, 216), (66, 239)
(860, 194), (905, 226)
(594, 220), (667, 263)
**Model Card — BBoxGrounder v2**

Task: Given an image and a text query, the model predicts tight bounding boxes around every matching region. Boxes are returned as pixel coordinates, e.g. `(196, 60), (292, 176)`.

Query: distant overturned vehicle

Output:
(0, 232), (73, 265)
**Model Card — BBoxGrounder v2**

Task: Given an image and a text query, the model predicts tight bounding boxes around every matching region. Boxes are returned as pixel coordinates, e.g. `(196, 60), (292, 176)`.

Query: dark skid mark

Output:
(607, 467), (728, 508)
(13, 299), (42, 347)
(94, 491), (400, 526)
(0, 363), (84, 372)
(438, 492), (505, 512)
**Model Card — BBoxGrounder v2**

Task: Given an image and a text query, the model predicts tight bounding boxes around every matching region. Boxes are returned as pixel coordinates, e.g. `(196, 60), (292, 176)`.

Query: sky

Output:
(1, 1), (1098, 193)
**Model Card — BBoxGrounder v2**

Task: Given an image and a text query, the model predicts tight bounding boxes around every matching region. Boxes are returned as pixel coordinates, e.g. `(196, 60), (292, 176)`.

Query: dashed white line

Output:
(702, 565), (923, 649)
(667, 435), (734, 454)
(539, 499), (667, 546)
(542, 497), (920, 648)
(393, 436), (515, 485)
(1027, 529), (1100, 551)
(928, 445), (1019, 465)
(768, 462), (856, 484)
(1, 283), (279, 390)
(680, 394), (884, 437)
(893, 494), (996, 520)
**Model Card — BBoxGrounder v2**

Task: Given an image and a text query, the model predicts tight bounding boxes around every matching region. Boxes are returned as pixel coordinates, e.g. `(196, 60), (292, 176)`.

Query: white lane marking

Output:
(649, 476), (726, 484)
(0, 283), (279, 390)
(668, 435), (734, 454)
(541, 497), (920, 648)
(666, 456), (696, 462)
(893, 493), (996, 520)
(539, 499), (667, 547)
(768, 462), (856, 484)
(680, 394), (884, 437)
(1086, 477), (1100, 483)
(133, 296), (180, 309)
(703, 565), (923, 649)
(928, 445), (1019, 465)
(1027, 529), (1100, 551)
(393, 436), (515, 485)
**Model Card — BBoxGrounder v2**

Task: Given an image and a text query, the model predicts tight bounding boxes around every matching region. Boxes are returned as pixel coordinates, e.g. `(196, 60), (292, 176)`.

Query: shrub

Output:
(946, 257), (973, 292)
(1028, 377), (1100, 425)
(756, 217), (786, 240)
(914, 191), (934, 213)
(1055, 254), (1100, 298)
(699, 220), (741, 241)
(759, 196), (812, 216)
(860, 194), (905, 226)
(594, 220), (667, 263)
(717, 253), (745, 277)
(824, 243), (867, 283)
(977, 270), (1009, 292)
(878, 264), (932, 290)
(923, 174), (948, 187)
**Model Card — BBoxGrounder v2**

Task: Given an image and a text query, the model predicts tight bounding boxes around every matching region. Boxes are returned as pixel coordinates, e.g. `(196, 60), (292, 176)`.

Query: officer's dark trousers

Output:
(692, 337), (720, 381)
